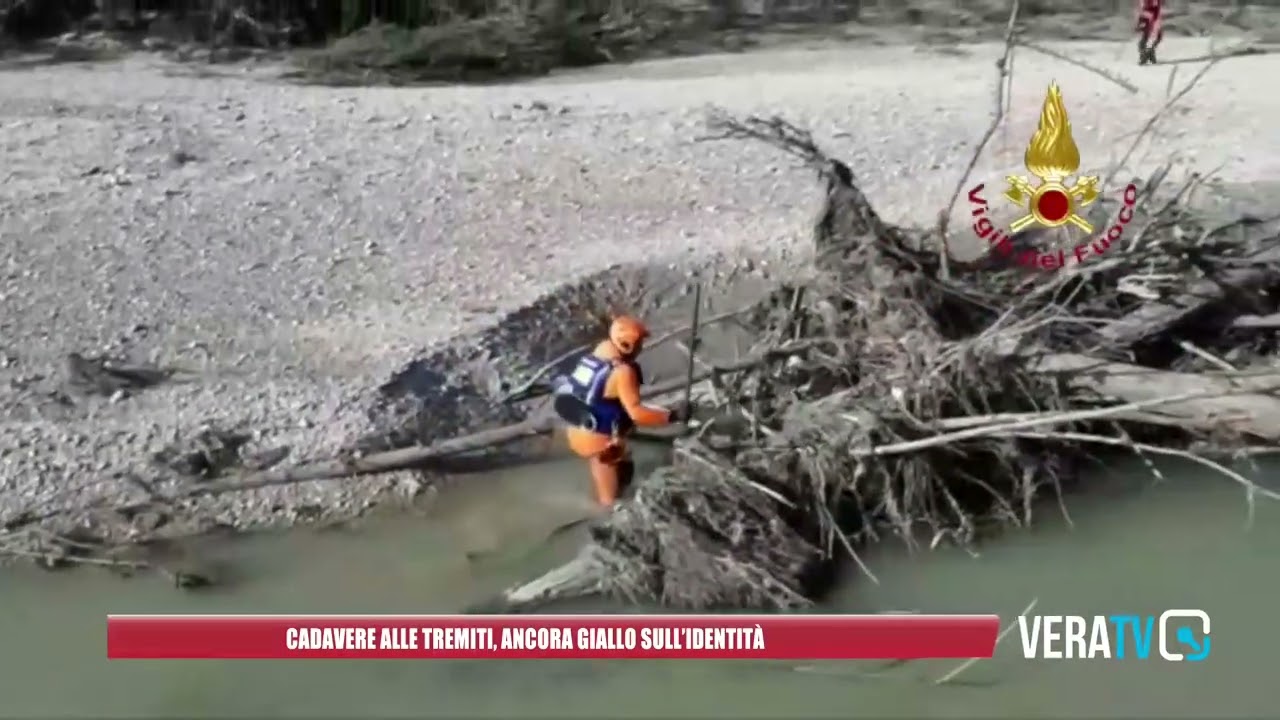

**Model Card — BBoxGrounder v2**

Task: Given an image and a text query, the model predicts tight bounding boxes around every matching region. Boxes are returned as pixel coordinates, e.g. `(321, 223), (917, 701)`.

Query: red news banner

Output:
(106, 614), (999, 660)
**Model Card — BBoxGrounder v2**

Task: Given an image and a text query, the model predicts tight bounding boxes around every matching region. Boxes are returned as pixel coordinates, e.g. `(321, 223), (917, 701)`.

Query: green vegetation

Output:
(5, 0), (1278, 82)
(296, 0), (700, 83)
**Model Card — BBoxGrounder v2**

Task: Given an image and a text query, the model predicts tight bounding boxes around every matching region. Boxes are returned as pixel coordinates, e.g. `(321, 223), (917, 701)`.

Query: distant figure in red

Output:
(1136, 0), (1164, 65)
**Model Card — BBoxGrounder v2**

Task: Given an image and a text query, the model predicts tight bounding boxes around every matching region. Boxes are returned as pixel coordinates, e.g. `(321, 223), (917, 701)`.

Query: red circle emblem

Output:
(1035, 189), (1071, 223)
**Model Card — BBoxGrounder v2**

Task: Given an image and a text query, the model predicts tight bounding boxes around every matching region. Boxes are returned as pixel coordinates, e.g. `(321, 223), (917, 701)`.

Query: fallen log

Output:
(1233, 313), (1280, 330)
(1030, 353), (1280, 440)
(1095, 241), (1280, 347)
(975, 329), (1280, 439)
(180, 419), (555, 500)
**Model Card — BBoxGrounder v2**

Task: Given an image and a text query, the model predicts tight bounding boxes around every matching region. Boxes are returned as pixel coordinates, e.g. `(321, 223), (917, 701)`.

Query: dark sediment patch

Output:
(356, 263), (700, 455)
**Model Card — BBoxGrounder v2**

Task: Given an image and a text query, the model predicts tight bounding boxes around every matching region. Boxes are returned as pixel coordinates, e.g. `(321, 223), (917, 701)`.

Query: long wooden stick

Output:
(935, 597), (1040, 685)
(682, 280), (703, 413)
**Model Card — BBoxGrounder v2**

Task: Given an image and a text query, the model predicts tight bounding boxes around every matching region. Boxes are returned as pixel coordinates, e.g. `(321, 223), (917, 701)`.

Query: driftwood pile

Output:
(473, 112), (1280, 613)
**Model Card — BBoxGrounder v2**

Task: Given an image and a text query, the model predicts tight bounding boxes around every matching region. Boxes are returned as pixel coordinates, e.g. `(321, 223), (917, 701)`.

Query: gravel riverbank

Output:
(0, 35), (1275, 547)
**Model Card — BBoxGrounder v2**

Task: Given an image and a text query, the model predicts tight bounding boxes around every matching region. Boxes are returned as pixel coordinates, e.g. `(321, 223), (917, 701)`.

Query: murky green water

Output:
(2, 449), (1276, 719)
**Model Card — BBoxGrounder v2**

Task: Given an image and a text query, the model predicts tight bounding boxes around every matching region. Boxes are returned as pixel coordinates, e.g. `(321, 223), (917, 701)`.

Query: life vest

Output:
(552, 354), (643, 436)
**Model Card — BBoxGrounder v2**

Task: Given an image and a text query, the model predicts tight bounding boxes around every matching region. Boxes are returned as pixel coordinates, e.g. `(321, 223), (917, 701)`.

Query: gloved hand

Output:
(667, 402), (693, 424)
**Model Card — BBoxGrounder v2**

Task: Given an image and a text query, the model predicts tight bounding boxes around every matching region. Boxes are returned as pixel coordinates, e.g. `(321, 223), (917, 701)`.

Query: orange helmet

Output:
(608, 315), (649, 356)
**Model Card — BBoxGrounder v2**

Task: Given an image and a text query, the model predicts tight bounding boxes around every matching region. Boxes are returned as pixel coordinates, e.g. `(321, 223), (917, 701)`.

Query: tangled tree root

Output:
(478, 111), (1280, 613)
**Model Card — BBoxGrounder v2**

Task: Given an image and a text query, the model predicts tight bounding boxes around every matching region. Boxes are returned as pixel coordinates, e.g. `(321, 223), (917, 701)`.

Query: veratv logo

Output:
(967, 82), (1138, 271)
(1018, 611), (1211, 661)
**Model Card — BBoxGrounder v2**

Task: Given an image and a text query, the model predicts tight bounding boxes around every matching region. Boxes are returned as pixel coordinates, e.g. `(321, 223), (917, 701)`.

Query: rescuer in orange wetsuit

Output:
(552, 316), (689, 507)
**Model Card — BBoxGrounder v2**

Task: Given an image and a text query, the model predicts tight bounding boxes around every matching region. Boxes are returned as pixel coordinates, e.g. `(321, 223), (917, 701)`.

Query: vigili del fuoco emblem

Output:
(967, 82), (1139, 271)
(1004, 83), (1100, 233)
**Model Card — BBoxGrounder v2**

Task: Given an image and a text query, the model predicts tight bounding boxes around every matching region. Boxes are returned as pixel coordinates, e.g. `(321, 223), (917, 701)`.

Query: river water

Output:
(1, 445), (1276, 719)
